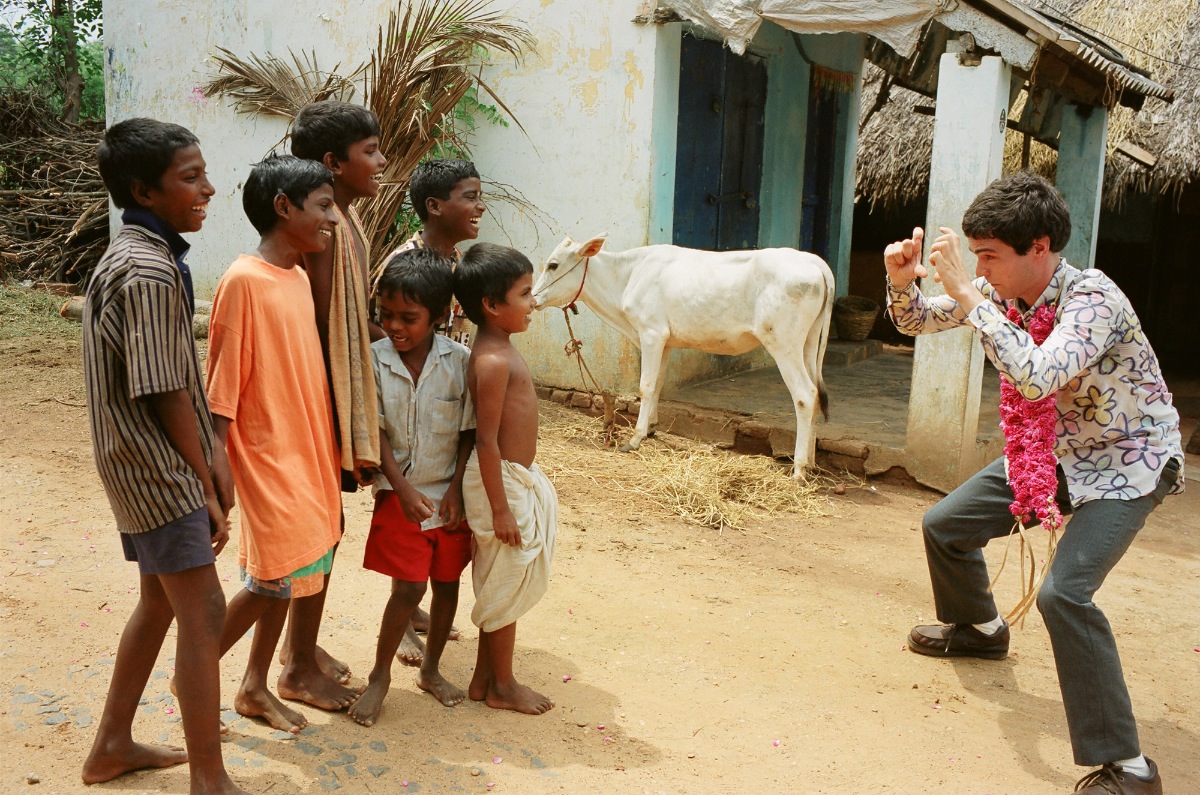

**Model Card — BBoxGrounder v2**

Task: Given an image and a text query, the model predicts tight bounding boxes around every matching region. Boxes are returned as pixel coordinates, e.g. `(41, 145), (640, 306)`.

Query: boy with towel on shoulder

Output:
(286, 100), (387, 687)
(454, 242), (558, 715)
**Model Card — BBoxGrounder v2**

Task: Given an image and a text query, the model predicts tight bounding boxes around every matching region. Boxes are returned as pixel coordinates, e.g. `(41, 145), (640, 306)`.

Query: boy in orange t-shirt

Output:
(207, 155), (353, 733)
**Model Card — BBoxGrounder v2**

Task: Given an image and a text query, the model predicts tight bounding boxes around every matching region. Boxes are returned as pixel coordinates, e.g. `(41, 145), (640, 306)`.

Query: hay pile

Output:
(536, 402), (840, 530)
(0, 89), (107, 285)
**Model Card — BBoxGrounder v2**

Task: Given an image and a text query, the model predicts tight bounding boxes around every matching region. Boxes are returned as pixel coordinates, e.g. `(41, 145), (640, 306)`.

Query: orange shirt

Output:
(207, 255), (341, 580)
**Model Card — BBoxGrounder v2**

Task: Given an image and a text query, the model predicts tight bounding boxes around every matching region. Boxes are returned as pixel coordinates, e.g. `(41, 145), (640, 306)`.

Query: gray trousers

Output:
(922, 456), (1177, 766)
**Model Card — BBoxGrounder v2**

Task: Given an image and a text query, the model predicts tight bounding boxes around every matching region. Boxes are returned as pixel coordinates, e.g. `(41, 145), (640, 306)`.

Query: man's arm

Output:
(883, 226), (974, 335)
(472, 353), (521, 546)
(147, 392), (228, 554)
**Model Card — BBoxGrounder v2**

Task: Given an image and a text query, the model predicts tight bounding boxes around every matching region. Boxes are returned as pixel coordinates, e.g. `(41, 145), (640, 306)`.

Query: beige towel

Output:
(462, 453), (558, 632)
(328, 204), (380, 470)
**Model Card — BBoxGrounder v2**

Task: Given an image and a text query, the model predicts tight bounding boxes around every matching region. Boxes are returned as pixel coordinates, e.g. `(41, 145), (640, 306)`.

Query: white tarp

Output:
(662, 0), (946, 56)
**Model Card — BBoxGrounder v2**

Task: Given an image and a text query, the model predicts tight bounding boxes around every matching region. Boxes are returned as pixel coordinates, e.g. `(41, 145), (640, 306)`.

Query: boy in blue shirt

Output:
(349, 247), (475, 727)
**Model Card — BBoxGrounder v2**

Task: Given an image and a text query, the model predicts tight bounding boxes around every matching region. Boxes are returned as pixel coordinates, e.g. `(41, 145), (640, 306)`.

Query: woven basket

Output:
(833, 295), (879, 341)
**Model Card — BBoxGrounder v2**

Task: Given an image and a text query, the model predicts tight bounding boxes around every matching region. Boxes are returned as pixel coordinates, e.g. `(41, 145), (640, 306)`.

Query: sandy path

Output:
(1, 328), (1197, 794)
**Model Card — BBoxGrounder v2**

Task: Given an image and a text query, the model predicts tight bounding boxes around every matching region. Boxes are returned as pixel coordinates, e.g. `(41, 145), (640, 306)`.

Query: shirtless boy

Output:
(453, 242), (558, 715)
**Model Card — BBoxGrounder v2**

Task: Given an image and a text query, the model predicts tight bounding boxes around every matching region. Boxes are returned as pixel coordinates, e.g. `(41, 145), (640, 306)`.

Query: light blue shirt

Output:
(371, 334), (475, 529)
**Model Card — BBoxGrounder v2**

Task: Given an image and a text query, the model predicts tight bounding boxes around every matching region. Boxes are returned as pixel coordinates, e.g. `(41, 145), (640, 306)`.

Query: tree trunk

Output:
(51, 0), (83, 124)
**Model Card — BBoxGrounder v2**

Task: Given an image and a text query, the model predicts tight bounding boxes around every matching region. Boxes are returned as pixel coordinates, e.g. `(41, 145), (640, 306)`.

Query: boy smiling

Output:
(386, 158), (487, 347)
(206, 155), (351, 733)
(349, 247), (475, 727)
(82, 118), (243, 793)
(282, 100), (388, 703)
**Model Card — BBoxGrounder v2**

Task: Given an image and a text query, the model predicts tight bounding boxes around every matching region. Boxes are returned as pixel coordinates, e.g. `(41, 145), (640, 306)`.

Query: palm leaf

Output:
(360, 0), (535, 264)
(203, 46), (361, 119)
(202, 0), (533, 266)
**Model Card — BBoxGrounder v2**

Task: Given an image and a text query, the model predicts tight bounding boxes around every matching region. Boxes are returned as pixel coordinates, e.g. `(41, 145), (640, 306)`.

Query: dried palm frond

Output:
(201, 0), (533, 262)
(360, 0), (535, 263)
(202, 47), (360, 119)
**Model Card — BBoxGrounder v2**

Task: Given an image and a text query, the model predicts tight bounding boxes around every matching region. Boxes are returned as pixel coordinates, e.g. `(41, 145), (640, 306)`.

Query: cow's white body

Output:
(532, 236), (834, 477)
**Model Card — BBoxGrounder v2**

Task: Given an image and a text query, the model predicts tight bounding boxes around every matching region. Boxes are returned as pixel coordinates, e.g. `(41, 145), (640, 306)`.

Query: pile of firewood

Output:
(0, 89), (108, 286)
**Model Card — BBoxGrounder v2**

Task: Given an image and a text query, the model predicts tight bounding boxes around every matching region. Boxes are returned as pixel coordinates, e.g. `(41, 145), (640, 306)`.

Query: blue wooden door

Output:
(673, 36), (767, 251)
(800, 84), (839, 262)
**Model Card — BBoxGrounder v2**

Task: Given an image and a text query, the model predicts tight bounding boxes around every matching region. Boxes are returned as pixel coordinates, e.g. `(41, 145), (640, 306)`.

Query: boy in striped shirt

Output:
(82, 118), (244, 794)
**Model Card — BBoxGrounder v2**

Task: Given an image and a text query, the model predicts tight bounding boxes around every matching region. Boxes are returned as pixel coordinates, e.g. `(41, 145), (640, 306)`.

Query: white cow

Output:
(532, 235), (834, 477)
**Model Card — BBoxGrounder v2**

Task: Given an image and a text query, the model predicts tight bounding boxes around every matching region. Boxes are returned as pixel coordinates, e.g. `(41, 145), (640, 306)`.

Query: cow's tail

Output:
(813, 267), (834, 422)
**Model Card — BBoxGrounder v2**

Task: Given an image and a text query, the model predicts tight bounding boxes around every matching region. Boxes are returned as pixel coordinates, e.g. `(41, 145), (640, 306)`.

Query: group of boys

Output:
(74, 96), (1184, 795)
(80, 102), (557, 794)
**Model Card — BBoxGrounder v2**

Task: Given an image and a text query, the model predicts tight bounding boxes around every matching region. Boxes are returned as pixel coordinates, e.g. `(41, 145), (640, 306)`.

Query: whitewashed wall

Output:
(104, 0), (781, 394)
(103, 0), (395, 298)
(467, 1), (669, 393)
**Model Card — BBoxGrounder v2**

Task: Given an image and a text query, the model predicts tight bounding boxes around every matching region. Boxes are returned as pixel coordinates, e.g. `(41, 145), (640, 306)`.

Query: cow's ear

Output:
(579, 234), (607, 258)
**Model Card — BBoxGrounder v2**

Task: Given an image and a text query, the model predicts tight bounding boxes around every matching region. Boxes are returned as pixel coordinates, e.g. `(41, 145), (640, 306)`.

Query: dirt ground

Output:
(2, 293), (1198, 794)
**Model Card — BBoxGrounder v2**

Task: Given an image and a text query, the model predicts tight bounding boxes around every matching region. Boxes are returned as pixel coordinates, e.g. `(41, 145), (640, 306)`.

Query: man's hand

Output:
(928, 227), (985, 311)
(439, 480), (465, 530)
(398, 482), (435, 525)
(883, 227), (928, 291)
(205, 492), (230, 555)
(491, 507), (522, 547)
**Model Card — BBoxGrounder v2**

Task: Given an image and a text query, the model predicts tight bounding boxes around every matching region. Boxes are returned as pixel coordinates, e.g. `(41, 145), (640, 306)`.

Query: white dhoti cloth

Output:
(462, 453), (558, 632)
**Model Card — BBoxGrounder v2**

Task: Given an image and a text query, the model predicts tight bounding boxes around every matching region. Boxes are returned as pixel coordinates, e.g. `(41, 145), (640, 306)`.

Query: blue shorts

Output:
(121, 506), (215, 575)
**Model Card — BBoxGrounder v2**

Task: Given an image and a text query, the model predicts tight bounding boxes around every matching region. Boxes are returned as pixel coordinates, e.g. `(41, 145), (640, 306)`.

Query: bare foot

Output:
(396, 625), (425, 667)
(468, 671), (489, 702)
(279, 643), (351, 685)
(277, 666), (361, 711)
(486, 681), (554, 715)
(411, 608), (460, 641)
(418, 670), (466, 707)
(234, 687), (307, 733)
(347, 677), (389, 727)
(81, 738), (188, 784)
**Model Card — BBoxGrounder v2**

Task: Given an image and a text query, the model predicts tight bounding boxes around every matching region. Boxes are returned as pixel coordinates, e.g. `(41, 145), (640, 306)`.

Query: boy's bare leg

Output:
(278, 575), (361, 711)
(223, 591), (307, 733)
(349, 579), (425, 727)
(468, 631), (492, 702)
(417, 580), (465, 707)
(165, 566), (247, 794)
(279, 543), (350, 684)
(411, 603), (460, 641)
(474, 623), (554, 715)
(82, 573), (186, 784)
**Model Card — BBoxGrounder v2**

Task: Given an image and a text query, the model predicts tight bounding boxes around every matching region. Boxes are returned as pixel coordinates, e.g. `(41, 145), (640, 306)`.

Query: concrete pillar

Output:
(905, 53), (1011, 492)
(1056, 103), (1109, 269)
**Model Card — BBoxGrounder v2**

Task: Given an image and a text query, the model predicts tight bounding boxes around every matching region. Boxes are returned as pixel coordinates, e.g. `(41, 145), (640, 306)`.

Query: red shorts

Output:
(363, 491), (472, 583)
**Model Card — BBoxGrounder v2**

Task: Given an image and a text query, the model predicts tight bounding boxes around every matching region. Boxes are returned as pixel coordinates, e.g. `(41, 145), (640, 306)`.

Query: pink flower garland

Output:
(999, 304), (1063, 532)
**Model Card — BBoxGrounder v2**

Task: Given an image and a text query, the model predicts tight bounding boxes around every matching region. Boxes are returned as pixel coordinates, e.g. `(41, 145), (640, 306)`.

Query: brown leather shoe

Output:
(907, 621), (1009, 660)
(1074, 758), (1162, 794)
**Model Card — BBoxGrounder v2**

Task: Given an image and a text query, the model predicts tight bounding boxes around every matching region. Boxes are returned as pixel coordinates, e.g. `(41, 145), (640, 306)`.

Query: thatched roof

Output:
(856, 0), (1200, 209)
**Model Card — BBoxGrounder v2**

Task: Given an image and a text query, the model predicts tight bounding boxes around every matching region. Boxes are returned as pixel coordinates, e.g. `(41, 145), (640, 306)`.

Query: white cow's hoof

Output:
(618, 441), (641, 453)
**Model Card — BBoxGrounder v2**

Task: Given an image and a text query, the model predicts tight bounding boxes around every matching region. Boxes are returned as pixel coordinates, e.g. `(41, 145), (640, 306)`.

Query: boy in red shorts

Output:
(349, 247), (475, 727)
